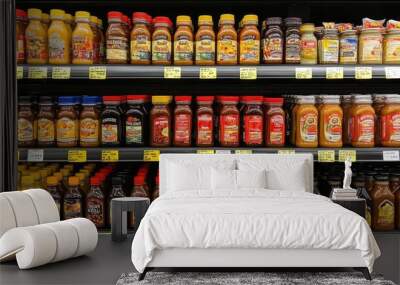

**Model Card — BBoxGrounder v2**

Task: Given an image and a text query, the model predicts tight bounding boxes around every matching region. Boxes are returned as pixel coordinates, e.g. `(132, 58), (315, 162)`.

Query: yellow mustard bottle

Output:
(26, 8), (48, 64)
(300, 23), (317, 64)
(48, 9), (70, 64)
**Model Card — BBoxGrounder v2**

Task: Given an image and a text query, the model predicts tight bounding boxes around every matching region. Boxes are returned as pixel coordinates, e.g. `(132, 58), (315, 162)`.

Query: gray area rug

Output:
(116, 272), (396, 285)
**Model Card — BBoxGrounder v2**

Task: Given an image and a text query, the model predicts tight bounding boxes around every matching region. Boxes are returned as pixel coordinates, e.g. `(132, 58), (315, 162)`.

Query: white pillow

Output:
(168, 163), (212, 191)
(211, 168), (237, 191)
(236, 169), (267, 189)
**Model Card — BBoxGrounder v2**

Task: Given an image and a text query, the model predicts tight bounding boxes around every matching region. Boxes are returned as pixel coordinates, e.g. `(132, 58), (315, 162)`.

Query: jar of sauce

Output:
(80, 96), (100, 147)
(390, 173), (400, 194)
(381, 94), (400, 147)
(48, 9), (70, 64)
(64, 176), (83, 220)
(359, 28), (383, 64)
(300, 23), (317, 64)
(72, 11), (93, 64)
(339, 30), (358, 64)
(284, 17), (302, 64)
(374, 94), (386, 146)
(86, 177), (105, 228)
(295, 96), (318, 148)
(264, 97), (285, 147)
(37, 96), (55, 147)
(195, 15), (215, 65)
(239, 14), (260, 65)
(173, 96), (192, 147)
(319, 28), (339, 64)
(106, 11), (127, 64)
(125, 95), (148, 146)
(26, 8), (48, 64)
(46, 176), (62, 217)
(130, 12), (151, 64)
(56, 96), (78, 147)
(174, 15), (194, 65)
(18, 96), (35, 147)
(262, 17), (283, 64)
(90, 16), (101, 63)
(350, 95), (375, 148)
(384, 29), (400, 64)
(97, 18), (105, 63)
(219, 96), (240, 147)
(319, 95), (343, 147)
(196, 96), (214, 146)
(150, 96), (172, 147)
(372, 175), (395, 231)
(101, 96), (122, 146)
(152, 16), (173, 65)
(341, 95), (353, 146)
(241, 96), (263, 146)
(16, 9), (26, 64)
(217, 14), (237, 65)
(108, 176), (126, 226)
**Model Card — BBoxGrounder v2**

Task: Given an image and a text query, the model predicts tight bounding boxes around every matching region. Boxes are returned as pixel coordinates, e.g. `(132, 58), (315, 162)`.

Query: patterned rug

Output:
(116, 271), (396, 285)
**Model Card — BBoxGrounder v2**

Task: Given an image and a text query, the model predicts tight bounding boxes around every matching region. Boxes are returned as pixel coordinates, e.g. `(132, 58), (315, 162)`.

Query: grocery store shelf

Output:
(17, 147), (400, 162)
(17, 64), (400, 80)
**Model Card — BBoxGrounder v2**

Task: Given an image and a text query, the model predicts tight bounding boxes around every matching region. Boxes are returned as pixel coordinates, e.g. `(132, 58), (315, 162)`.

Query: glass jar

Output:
(26, 8), (48, 64)
(217, 14), (237, 65)
(264, 97), (285, 147)
(295, 96), (318, 147)
(125, 95), (148, 146)
(72, 11), (94, 64)
(46, 176), (62, 216)
(219, 96), (240, 147)
(339, 30), (358, 64)
(101, 96), (122, 146)
(150, 96), (172, 147)
(239, 14), (260, 65)
(318, 29), (339, 64)
(319, 95), (343, 147)
(48, 9), (70, 64)
(384, 29), (400, 64)
(284, 17), (302, 64)
(373, 94), (386, 146)
(195, 15), (215, 65)
(80, 96), (100, 147)
(242, 96), (264, 146)
(64, 176), (83, 220)
(106, 11), (127, 64)
(341, 95), (353, 146)
(381, 94), (400, 147)
(16, 9), (26, 64)
(262, 17), (283, 64)
(359, 28), (383, 64)
(174, 15), (194, 65)
(173, 96), (193, 147)
(300, 23), (317, 64)
(196, 96), (214, 146)
(152, 16), (173, 65)
(371, 175), (395, 231)
(86, 177), (105, 228)
(350, 95), (375, 147)
(56, 96), (78, 147)
(37, 96), (55, 147)
(130, 12), (151, 64)
(18, 96), (36, 147)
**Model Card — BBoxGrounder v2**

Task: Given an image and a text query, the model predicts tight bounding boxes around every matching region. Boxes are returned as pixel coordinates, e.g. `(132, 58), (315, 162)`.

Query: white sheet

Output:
(131, 190), (380, 273)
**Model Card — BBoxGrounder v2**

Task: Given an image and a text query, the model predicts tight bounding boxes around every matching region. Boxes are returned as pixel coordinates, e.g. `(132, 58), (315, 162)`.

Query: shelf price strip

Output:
(199, 67), (217, 79)
(89, 66), (107, 79)
(295, 67), (312, 79)
(355, 67), (372, 79)
(318, 150), (335, 162)
(240, 67), (257, 80)
(27, 149), (44, 162)
(101, 150), (119, 162)
(164, 67), (181, 79)
(382, 150), (400, 161)
(17, 66), (23, 79)
(143, 150), (160, 161)
(326, 67), (343, 79)
(235, 150), (253, 154)
(28, 66), (48, 79)
(385, 67), (400, 79)
(196, 149), (215, 154)
(338, 150), (356, 162)
(52, 67), (71, 79)
(278, 149), (296, 155)
(68, 150), (87, 162)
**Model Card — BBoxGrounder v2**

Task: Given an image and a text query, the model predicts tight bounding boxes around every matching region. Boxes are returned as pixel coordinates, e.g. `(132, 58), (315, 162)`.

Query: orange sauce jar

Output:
(72, 11), (94, 64)
(381, 94), (400, 147)
(152, 16), (173, 65)
(217, 14), (237, 65)
(295, 96), (318, 148)
(239, 14), (260, 64)
(195, 15), (215, 65)
(174, 15), (194, 65)
(350, 95), (375, 147)
(130, 12), (152, 64)
(319, 95), (343, 147)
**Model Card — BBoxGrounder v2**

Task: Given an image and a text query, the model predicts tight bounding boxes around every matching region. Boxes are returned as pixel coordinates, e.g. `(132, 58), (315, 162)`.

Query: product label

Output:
(106, 36), (128, 60)
(217, 38), (237, 62)
(360, 36), (382, 62)
(72, 35), (93, 61)
(80, 118), (99, 143)
(244, 115), (263, 145)
(220, 114), (239, 144)
(285, 33), (301, 62)
(263, 37), (283, 62)
(86, 197), (104, 227)
(130, 35), (151, 61)
(381, 112), (400, 142)
(174, 114), (191, 144)
(26, 31), (47, 61)
(49, 33), (67, 60)
(323, 112), (342, 142)
(321, 39), (339, 63)
(299, 112), (318, 142)
(197, 114), (213, 145)
(300, 39), (317, 60)
(174, 36), (193, 61)
(152, 115), (170, 145)
(340, 37), (358, 63)
(195, 36), (215, 61)
(268, 114), (285, 145)
(37, 118), (55, 143)
(17, 34), (25, 61)
(240, 36), (260, 62)
(101, 123), (118, 143)
(126, 117), (143, 144)
(377, 199), (395, 226)
(385, 37), (400, 62)
(152, 36), (171, 62)
(63, 198), (82, 220)
(352, 114), (374, 143)
(18, 118), (33, 142)
(56, 117), (77, 143)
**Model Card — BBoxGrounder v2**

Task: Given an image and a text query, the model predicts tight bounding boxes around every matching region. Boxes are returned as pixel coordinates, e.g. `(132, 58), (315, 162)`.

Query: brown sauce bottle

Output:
(18, 96), (36, 147)
(372, 175), (395, 231)
(37, 96), (56, 147)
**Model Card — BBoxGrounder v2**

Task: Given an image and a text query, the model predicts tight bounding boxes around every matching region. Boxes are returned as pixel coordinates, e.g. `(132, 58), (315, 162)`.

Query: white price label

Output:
(215, 150), (231, 154)
(295, 67), (312, 79)
(383, 150), (400, 161)
(385, 67), (400, 79)
(27, 149), (44, 162)
(326, 67), (344, 79)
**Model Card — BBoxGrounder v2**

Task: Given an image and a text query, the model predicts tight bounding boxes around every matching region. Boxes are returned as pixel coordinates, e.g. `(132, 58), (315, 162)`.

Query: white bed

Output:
(131, 154), (380, 280)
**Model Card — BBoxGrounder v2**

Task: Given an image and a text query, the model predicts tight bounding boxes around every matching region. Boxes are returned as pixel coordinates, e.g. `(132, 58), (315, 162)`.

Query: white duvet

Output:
(131, 190), (380, 273)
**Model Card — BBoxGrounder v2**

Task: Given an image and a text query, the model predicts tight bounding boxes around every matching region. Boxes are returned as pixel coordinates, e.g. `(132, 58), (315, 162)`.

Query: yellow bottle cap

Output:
(65, 13), (73, 22)
(97, 18), (103, 27)
(28, 8), (42, 20)
(219, 14), (235, 24)
(176, 15), (192, 25)
(21, 176), (34, 185)
(50, 9), (65, 20)
(47, 176), (58, 186)
(152, 96), (172, 104)
(90, 16), (98, 24)
(68, 176), (80, 186)
(42, 13), (50, 23)
(300, 23), (315, 33)
(198, 15), (213, 25)
(75, 11), (90, 20)
(53, 172), (63, 182)
(242, 14), (258, 25)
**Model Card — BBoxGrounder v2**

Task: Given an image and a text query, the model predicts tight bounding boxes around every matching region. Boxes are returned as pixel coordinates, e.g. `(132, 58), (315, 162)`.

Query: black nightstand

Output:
(332, 198), (366, 218)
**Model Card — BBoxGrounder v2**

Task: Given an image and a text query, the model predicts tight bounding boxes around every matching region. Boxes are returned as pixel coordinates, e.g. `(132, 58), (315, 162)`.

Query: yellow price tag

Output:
(68, 150), (87, 162)
(143, 150), (160, 161)
(28, 67), (48, 79)
(199, 67), (217, 79)
(17, 66), (23, 79)
(318, 150), (335, 162)
(278, 149), (296, 155)
(101, 150), (119, 162)
(164, 67), (181, 79)
(355, 67), (372, 79)
(338, 150), (356, 162)
(240, 67), (257, 80)
(295, 67), (312, 79)
(89, 66), (107, 79)
(52, 67), (71, 79)
(326, 67), (343, 79)
(235, 150), (253, 154)
(196, 149), (215, 154)
(385, 67), (400, 79)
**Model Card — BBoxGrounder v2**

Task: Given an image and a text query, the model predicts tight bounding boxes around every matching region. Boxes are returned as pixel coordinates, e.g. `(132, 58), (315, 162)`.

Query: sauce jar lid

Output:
(16, 9), (26, 18)
(300, 23), (315, 33)
(264, 97), (284, 104)
(132, 12), (150, 23)
(82, 95), (98, 105)
(284, 17), (302, 26)
(196, 96), (214, 103)
(133, 175), (146, 185)
(219, 96), (239, 103)
(28, 8), (42, 19)
(108, 11), (122, 20)
(58, 96), (76, 105)
(103, 96), (121, 103)
(153, 16), (173, 27)
(384, 94), (400, 103)
(122, 14), (129, 24)
(175, 96), (192, 103)
(354, 95), (372, 103)
(50, 9), (65, 20)
(242, 96), (263, 103)
(266, 17), (282, 26)
(68, 176), (80, 186)
(176, 15), (192, 25)
(46, 176), (58, 186)
(219, 14), (235, 25)
(75, 11), (90, 20)
(198, 15), (213, 25)
(127, 95), (148, 102)
(242, 14), (258, 25)
(152, 95), (172, 104)
(374, 175), (389, 181)
(90, 177), (100, 185)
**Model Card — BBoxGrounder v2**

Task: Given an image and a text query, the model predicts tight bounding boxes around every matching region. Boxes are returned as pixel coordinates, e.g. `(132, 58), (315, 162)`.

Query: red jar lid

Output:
(127, 95), (148, 102)
(196, 96), (214, 103)
(243, 96), (264, 103)
(133, 175), (146, 185)
(108, 11), (123, 20)
(153, 16), (173, 27)
(219, 96), (239, 103)
(132, 12), (150, 22)
(264, 97), (284, 104)
(122, 14), (129, 23)
(175, 96), (192, 103)
(90, 177), (100, 185)
(16, 9), (26, 18)
(103, 96), (121, 102)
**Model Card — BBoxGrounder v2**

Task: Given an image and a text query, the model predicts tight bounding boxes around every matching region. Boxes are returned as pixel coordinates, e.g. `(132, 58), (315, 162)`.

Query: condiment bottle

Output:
(239, 14), (260, 65)
(101, 96), (122, 146)
(106, 11), (127, 64)
(219, 96), (240, 147)
(150, 96), (172, 147)
(18, 96), (35, 147)
(319, 28), (339, 64)
(384, 28), (400, 64)
(295, 96), (318, 148)
(25, 8), (48, 64)
(373, 94), (385, 146)
(372, 175), (395, 231)
(319, 95), (343, 147)
(97, 18), (105, 63)
(339, 29), (358, 64)
(89, 16), (100, 63)
(86, 177), (105, 228)
(63, 176), (83, 220)
(195, 15), (215, 65)
(72, 11), (93, 64)
(359, 28), (383, 64)
(41, 13), (50, 31)
(132, 175), (149, 198)
(130, 12), (151, 64)
(56, 96), (78, 147)
(152, 16), (173, 65)
(46, 176), (62, 217)
(125, 95), (148, 146)
(217, 14), (237, 65)
(341, 95), (353, 145)
(48, 9), (70, 64)
(16, 9), (27, 64)
(80, 96), (100, 147)
(264, 97), (285, 147)
(262, 17), (283, 64)
(195, 96), (214, 146)
(381, 94), (400, 147)
(108, 176), (126, 226)
(173, 96), (193, 146)
(350, 95), (375, 148)
(284, 17), (302, 64)
(174, 15), (194, 65)
(242, 96), (264, 146)
(37, 96), (56, 147)
(300, 23), (317, 64)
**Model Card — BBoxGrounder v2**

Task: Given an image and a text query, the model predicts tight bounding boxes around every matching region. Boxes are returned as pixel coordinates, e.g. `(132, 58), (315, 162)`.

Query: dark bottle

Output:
(37, 96), (56, 147)
(46, 176), (63, 218)
(125, 95), (148, 146)
(108, 176), (126, 226)
(262, 17), (283, 64)
(101, 96), (122, 146)
(63, 176), (83, 220)
(86, 177), (105, 228)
